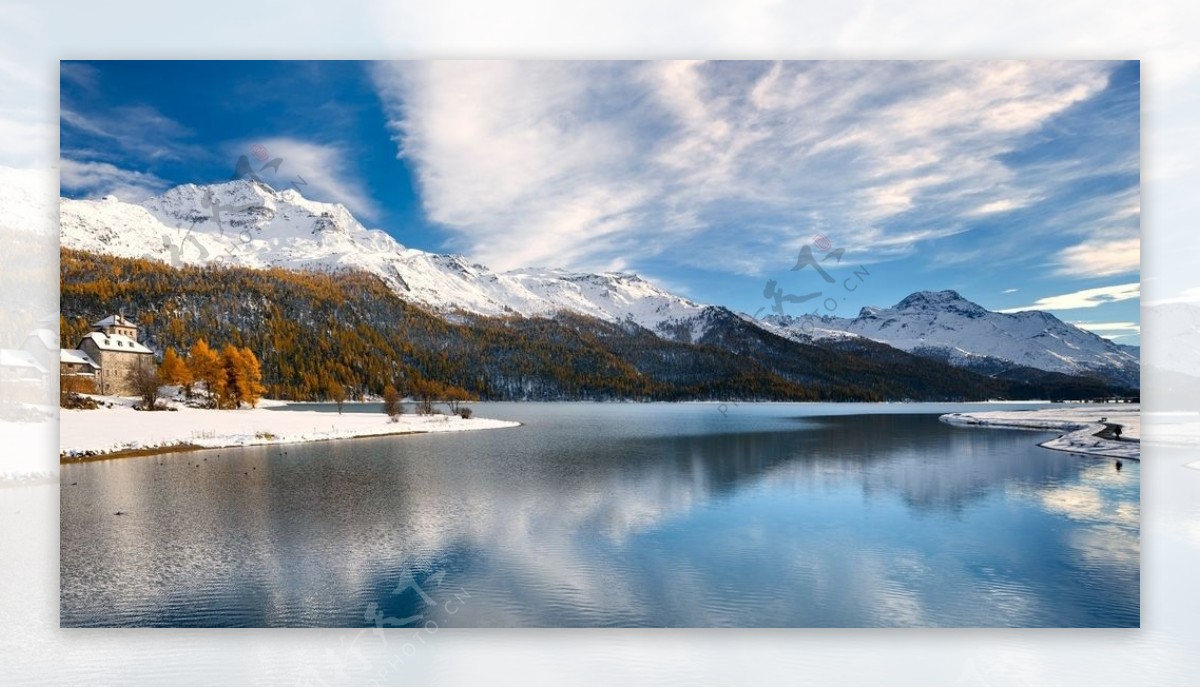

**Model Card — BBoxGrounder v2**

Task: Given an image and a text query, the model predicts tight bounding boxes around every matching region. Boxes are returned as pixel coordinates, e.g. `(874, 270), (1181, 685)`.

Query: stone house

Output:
(59, 347), (100, 382)
(74, 314), (155, 395)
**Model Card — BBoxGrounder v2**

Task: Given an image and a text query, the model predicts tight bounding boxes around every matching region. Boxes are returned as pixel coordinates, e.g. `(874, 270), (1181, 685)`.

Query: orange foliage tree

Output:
(158, 347), (193, 393)
(188, 339), (225, 407)
(235, 346), (267, 408)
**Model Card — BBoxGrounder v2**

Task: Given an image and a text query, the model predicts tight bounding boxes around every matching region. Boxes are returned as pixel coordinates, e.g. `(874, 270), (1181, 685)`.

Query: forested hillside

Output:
(60, 249), (1130, 402)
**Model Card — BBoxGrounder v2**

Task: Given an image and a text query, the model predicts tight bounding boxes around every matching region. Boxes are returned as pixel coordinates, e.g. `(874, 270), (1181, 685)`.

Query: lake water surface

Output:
(60, 402), (1139, 627)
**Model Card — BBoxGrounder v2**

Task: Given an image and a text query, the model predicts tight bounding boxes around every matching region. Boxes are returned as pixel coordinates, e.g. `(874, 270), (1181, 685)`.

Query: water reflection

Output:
(61, 404), (1139, 627)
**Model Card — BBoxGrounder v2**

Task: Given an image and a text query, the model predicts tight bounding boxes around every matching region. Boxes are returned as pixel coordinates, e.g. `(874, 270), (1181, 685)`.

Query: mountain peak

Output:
(890, 290), (990, 317)
(895, 289), (966, 308)
(142, 180), (275, 221)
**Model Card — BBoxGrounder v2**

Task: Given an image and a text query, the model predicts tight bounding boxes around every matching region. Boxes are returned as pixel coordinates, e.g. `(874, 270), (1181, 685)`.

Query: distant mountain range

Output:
(760, 290), (1140, 388)
(59, 180), (1139, 398)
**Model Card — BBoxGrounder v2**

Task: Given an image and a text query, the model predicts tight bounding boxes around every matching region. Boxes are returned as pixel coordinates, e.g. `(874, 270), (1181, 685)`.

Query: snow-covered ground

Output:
(60, 396), (519, 458)
(940, 405), (1140, 460)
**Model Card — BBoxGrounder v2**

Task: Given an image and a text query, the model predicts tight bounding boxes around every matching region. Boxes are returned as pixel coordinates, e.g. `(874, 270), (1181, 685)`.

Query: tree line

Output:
(60, 248), (1134, 403)
(157, 341), (266, 409)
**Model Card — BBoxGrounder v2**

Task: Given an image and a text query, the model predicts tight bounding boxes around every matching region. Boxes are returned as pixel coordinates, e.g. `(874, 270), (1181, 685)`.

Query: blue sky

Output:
(60, 60), (1141, 343)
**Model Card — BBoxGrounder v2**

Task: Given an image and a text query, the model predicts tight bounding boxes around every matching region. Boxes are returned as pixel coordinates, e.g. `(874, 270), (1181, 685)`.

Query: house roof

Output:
(1, 348), (48, 374)
(60, 348), (100, 369)
(77, 331), (153, 355)
(92, 314), (138, 328)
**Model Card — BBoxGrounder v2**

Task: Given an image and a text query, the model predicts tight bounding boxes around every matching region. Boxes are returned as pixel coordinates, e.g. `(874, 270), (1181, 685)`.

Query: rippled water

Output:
(60, 402), (1139, 627)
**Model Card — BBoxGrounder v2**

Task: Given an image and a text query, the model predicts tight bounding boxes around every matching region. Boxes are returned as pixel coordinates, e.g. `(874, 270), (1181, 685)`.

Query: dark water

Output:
(60, 403), (1139, 627)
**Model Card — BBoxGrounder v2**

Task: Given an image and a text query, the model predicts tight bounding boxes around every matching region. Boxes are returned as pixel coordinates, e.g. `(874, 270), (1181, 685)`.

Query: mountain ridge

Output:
(761, 290), (1139, 388)
(60, 180), (715, 340)
(60, 247), (1130, 403)
(60, 180), (1138, 388)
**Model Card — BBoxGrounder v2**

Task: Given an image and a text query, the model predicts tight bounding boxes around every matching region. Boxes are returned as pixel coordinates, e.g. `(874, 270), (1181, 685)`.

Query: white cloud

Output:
(59, 61), (99, 92)
(1069, 321), (1141, 336)
(1002, 288), (1019, 293)
(59, 159), (169, 201)
(374, 60), (1121, 273)
(233, 137), (381, 222)
(1055, 236), (1140, 278)
(60, 105), (195, 163)
(970, 198), (1027, 215)
(999, 282), (1140, 312)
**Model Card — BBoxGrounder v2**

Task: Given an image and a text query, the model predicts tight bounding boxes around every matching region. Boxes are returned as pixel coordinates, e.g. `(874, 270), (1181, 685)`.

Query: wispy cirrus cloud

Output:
(59, 61), (99, 93)
(1075, 321), (1137, 333)
(374, 60), (1129, 275)
(230, 137), (381, 222)
(60, 103), (197, 163)
(969, 198), (1032, 216)
(1055, 237), (1140, 278)
(999, 282), (1140, 312)
(1069, 321), (1141, 339)
(59, 159), (169, 202)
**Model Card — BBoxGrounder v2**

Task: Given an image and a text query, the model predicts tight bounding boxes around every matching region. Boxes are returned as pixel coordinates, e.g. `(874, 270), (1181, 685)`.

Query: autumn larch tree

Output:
(222, 345), (248, 409)
(188, 339), (224, 407)
(219, 345), (267, 409)
(237, 346), (267, 408)
(382, 384), (401, 419)
(158, 347), (193, 395)
(327, 381), (347, 414)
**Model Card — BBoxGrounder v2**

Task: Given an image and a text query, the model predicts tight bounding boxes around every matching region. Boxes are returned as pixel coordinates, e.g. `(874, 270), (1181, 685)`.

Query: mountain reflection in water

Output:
(61, 403), (1139, 627)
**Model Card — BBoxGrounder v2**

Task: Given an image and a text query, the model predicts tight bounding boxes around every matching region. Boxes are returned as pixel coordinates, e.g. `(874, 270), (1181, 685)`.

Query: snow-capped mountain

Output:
(761, 290), (1140, 388)
(60, 180), (713, 339)
(60, 181), (1139, 388)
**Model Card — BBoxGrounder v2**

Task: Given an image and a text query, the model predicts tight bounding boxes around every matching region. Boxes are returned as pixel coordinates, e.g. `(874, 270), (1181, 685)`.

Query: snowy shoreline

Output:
(60, 397), (521, 461)
(940, 405), (1140, 460)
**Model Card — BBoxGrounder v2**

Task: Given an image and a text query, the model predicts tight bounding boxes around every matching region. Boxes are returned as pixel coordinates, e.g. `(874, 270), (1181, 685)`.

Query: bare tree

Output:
(131, 364), (162, 410)
(412, 378), (442, 415)
(444, 386), (473, 413)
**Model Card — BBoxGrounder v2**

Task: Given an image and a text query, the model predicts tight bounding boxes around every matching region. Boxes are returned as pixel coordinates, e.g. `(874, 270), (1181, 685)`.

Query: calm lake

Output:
(60, 402), (1139, 627)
